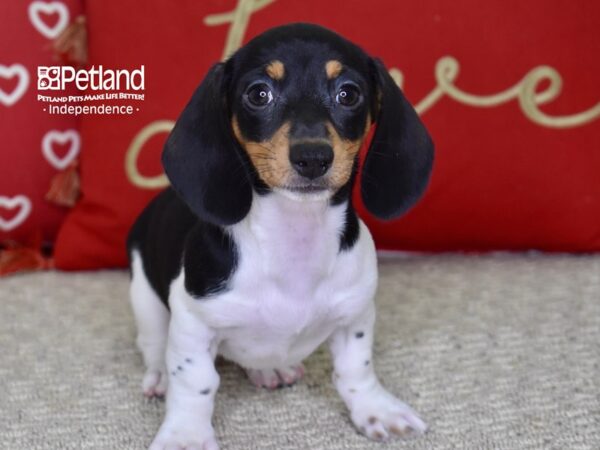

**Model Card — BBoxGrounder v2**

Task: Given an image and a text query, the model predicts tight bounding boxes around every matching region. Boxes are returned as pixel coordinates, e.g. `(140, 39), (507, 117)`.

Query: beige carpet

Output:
(1, 254), (599, 450)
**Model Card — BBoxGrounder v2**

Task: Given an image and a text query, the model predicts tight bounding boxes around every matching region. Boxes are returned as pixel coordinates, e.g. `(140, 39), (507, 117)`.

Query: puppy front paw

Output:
(149, 418), (218, 450)
(349, 387), (427, 441)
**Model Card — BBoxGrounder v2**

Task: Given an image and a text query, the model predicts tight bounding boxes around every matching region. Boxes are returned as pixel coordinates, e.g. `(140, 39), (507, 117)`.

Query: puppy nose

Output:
(289, 144), (334, 180)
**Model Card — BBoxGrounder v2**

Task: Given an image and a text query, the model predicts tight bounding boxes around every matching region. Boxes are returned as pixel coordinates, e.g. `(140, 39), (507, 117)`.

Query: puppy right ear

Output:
(162, 63), (252, 226)
(361, 59), (434, 220)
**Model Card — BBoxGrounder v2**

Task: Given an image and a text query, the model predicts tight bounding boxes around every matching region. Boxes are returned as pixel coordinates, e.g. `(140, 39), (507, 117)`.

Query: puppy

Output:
(127, 23), (434, 449)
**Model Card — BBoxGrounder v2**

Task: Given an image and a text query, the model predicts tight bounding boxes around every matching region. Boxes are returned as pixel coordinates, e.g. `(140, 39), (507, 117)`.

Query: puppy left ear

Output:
(361, 59), (434, 220)
(162, 63), (252, 226)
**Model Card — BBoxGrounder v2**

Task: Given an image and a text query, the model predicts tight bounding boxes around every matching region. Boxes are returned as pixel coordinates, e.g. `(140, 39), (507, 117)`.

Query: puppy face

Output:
(162, 24), (433, 225)
(227, 26), (376, 198)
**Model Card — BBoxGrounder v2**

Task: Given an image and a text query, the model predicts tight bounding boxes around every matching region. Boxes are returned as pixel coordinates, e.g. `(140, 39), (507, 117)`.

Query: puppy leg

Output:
(130, 250), (169, 397)
(328, 302), (427, 441)
(149, 292), (220, 450)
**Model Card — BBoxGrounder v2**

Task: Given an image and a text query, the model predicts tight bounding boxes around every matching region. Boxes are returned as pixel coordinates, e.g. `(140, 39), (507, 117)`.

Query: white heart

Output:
(28, 1), (70, 40)
(42, 129), (81, 170)
(0, 195), (32, 232)
(0, 64), (30, 107)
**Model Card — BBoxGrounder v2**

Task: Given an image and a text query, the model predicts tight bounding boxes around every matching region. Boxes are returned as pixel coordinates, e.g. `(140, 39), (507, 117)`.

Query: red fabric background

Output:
(54, 0), (600, 269)
(0, 0), (81, 244)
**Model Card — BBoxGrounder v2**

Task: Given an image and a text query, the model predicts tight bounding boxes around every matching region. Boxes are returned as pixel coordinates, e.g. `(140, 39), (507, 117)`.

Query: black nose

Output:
(289, 144), (334, 180)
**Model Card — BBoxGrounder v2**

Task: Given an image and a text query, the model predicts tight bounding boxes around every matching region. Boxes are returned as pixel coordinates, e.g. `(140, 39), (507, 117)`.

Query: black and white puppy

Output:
(127, 23), (434, 450)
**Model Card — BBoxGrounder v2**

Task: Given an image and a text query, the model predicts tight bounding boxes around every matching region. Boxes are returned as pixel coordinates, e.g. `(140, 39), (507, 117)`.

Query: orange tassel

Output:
(0, 236), (52, 276)
(53, 15), (88, 68)
(46, 161), (80, 207)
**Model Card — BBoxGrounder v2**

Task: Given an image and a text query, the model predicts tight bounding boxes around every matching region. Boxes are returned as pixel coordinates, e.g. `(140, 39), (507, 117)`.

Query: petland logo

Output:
(37, 65), (145, 116)
(38, 65), (145, 91)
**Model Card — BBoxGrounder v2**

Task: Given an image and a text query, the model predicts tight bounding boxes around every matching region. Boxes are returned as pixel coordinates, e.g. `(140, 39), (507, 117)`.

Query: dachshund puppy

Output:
(127, 23), (434, 450)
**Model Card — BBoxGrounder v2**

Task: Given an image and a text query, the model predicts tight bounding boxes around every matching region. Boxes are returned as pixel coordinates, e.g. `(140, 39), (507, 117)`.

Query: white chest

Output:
(186, 193), (378, 369)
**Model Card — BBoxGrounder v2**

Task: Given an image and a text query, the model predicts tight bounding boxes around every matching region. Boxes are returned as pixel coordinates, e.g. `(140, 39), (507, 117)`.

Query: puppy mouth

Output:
(285, 182), (330, 194)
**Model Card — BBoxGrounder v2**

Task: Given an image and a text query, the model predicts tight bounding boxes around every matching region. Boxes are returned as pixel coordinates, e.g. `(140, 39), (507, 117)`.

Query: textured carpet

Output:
(1, 254), (599, 450)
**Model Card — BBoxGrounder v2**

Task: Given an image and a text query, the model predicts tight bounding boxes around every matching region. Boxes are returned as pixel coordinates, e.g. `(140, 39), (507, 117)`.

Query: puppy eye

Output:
(245, 83), (274, 108)
(336, 84), (361, 107)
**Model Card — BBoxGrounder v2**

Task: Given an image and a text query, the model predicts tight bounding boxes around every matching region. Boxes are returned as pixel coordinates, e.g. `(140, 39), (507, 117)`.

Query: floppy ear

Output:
(162, 63), (252, 225)
(361, 59), (434, 220)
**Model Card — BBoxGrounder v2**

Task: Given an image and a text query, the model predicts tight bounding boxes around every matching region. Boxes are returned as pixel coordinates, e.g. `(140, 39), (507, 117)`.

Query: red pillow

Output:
(1, 0), (83, 272)
(54, 0), (600, 270)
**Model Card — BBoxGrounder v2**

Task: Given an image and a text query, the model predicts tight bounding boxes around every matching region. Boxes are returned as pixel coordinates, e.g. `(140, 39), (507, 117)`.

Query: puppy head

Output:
(163, 23), (434, 225)
(227, 25), (376, 201)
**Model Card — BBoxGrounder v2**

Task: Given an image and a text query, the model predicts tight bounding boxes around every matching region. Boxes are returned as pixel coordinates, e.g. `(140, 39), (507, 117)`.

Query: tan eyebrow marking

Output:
(326, 60), (343, 79)
(265, 60), (285, 80)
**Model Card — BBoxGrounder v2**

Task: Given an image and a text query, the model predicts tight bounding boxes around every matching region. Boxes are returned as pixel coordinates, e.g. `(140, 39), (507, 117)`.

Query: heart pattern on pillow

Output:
(0, 64), (29, 107)
(28, 1), (70, 39)
(1, 0), (81, 252)
(0, 195), (32, 232)
(42, 129), (81, 170)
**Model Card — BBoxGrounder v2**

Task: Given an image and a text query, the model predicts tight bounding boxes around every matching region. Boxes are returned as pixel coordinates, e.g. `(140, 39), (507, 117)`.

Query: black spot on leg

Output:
(177, 365), (183, 371)
(185, 358), (193, 364)
(364, 360), (370, 366)
(171, 371), (177, 376)
(199, 388), (211, 395)
(355, 331), (364, 338)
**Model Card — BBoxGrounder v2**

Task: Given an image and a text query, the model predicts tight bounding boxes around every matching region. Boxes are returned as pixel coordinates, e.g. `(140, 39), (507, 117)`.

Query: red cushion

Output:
(54, 0), (600, 269)
(1, 0), (81, 245)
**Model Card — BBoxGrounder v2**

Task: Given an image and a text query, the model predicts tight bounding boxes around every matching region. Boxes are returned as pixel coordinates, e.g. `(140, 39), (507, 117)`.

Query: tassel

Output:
(46, 161), (80, 207)
(0, 234), (52, 276)
(53, 15), (88, 68)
